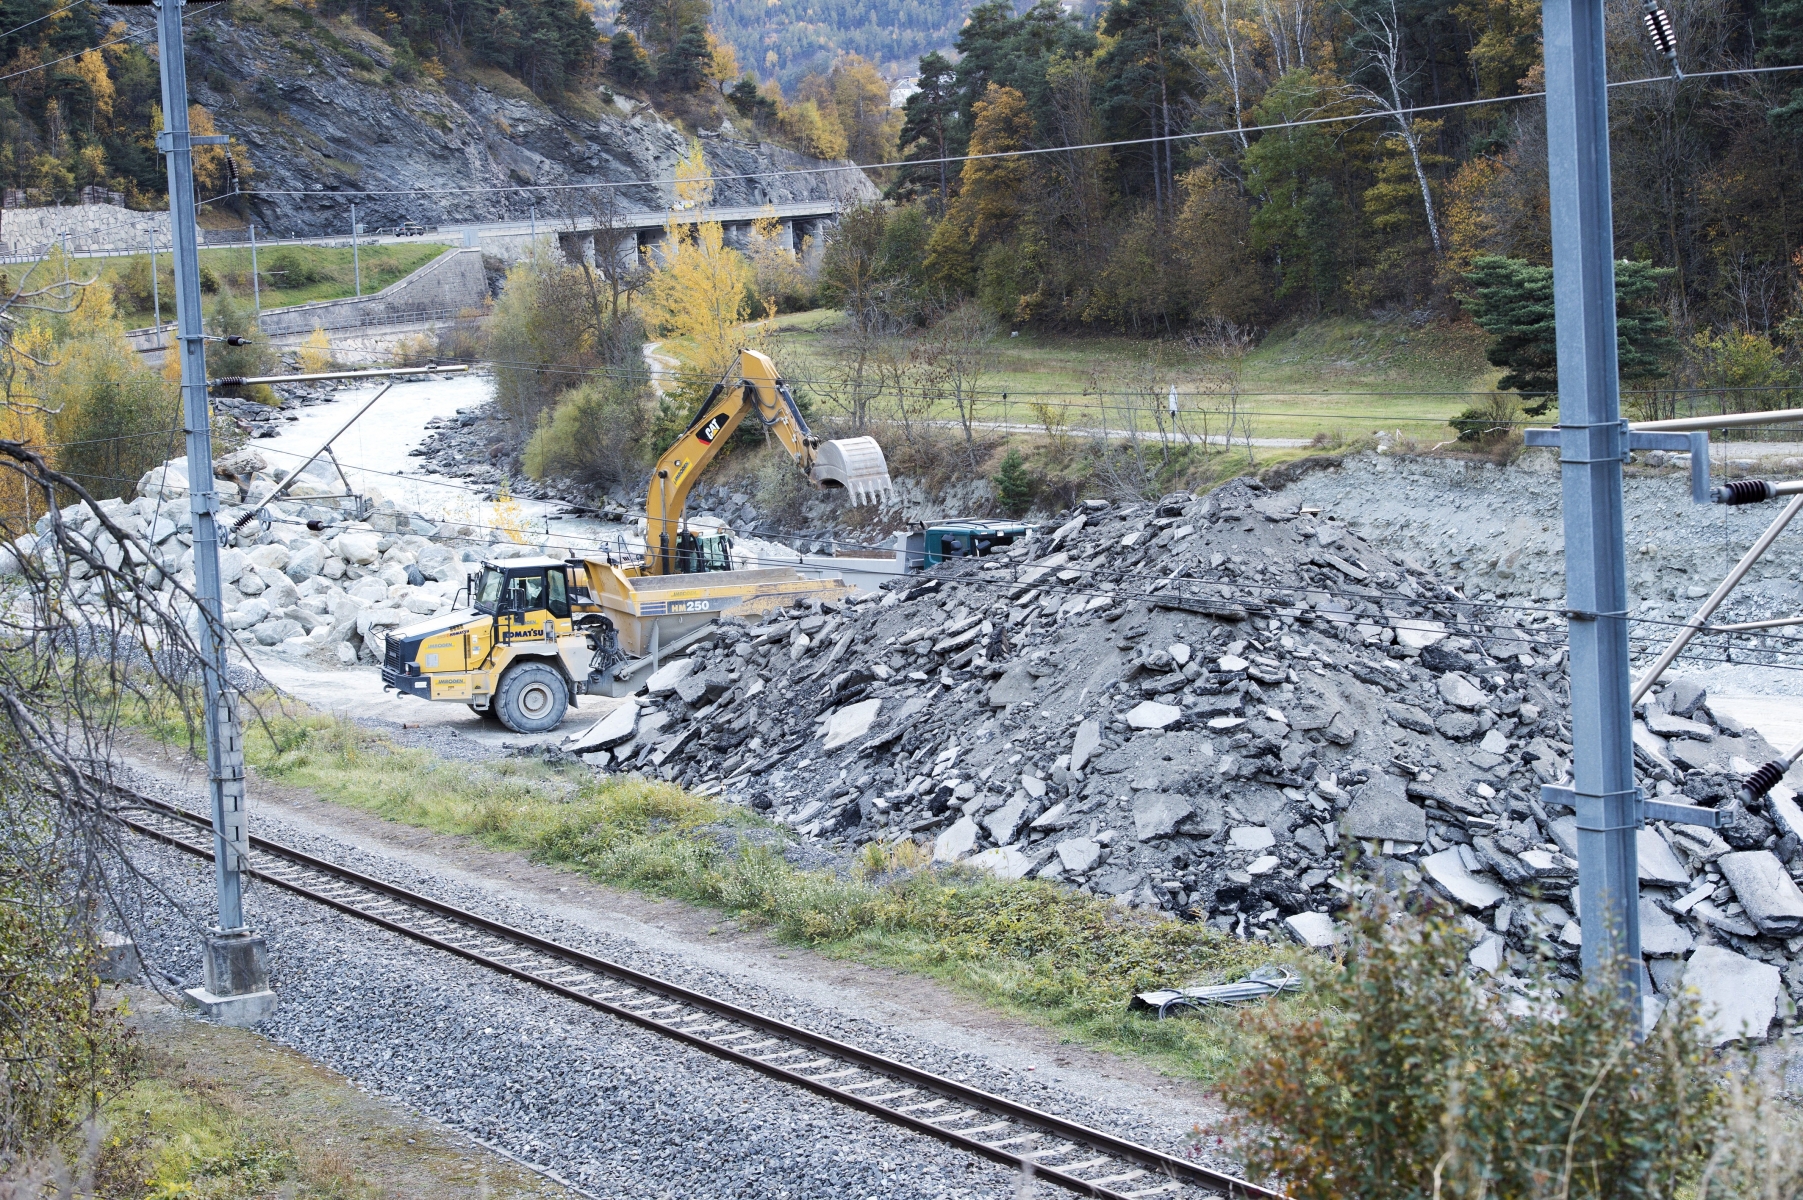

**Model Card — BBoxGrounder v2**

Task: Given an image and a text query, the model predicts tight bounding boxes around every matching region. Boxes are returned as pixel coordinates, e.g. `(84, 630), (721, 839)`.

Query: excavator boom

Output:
(643, 349), (894, 575)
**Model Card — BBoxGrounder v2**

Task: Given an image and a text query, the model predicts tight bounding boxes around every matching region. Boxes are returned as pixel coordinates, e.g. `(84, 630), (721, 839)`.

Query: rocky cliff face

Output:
(122, 10), (877, 237)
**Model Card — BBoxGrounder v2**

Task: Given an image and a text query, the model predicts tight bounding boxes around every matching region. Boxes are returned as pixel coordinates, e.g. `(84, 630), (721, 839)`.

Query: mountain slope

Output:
(113, 4), (875, 238)
(708, 0), (977, 86)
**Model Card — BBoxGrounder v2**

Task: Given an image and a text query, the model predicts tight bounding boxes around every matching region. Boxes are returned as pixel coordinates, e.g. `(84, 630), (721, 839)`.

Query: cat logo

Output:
(696, 413), (729, 444)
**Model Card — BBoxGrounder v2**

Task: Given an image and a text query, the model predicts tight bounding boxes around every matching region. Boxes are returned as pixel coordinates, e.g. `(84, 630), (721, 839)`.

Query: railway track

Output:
(115, 791), (1277, 1200)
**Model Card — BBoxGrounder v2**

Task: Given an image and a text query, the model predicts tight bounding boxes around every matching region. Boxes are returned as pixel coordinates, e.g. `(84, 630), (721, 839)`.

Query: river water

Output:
(247, 372), (631, 555)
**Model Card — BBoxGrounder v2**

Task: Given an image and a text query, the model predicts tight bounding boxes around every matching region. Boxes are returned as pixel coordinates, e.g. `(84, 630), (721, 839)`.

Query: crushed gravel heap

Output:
(565, 476), (1803, 1021)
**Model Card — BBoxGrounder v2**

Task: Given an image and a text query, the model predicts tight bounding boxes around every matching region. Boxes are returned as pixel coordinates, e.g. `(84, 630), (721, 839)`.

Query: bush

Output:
(1220, 903), (1724, 1200)
(1451, 392), (1522, 445)
(260, 247), (327, 288)
(522, 379), (652, 492)
(486, 251), (604, 432)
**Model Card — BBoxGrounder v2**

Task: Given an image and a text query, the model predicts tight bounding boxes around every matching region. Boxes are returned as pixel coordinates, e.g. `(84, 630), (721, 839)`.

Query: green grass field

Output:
(765, 310), (1503, 444)
(68, 241), (448, 329)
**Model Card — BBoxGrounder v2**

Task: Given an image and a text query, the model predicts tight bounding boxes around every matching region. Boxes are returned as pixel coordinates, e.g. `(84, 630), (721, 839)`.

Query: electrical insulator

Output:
(225, 151), (239, 190)
(1641, 0), (1682, 77)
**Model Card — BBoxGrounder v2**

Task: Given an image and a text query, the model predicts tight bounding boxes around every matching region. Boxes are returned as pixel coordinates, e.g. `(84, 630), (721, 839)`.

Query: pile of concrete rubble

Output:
(566, 476), (1803, 1039)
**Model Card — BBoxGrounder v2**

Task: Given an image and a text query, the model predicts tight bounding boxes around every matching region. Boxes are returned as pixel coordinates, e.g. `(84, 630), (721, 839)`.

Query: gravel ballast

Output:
(121, 774), (1241, 1198)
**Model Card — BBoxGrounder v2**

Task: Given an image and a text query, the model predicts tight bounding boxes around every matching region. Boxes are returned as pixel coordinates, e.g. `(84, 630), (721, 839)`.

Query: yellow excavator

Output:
(380, 350), (895, 731)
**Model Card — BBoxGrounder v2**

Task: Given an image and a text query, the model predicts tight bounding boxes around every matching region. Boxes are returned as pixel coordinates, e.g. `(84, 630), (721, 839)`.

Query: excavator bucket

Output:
(811, 436), (895, 505)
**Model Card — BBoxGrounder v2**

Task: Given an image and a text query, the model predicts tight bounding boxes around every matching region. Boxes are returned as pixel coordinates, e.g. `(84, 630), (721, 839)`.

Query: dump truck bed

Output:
(574, 560), (854, 656)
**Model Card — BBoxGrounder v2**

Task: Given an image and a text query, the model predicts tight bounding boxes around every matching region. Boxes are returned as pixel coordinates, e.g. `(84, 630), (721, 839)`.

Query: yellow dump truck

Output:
(380, 350), (894, 731)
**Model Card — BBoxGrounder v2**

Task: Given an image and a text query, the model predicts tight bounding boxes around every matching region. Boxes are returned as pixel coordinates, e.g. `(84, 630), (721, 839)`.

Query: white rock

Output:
(1678, 946), (1782, 1045)
(821, 699), (883, 750)
(1438, 673), (1488, 710)
(1718, 850), (1803, 936)
(247, 543), (291, 572)
(1230, 826), (1276, 851)
(1479, 729), (1510, 754)
(1421, 847), (1508, 909)
(1217, 654), (1249, 672)
(934, 816), (980, 863)
(335, 531), (381, 565)
(1019, 774), (1046, 799)
(1069, 719), (1101, 772)
(216, 547), (248, 586)
(1168, 643), (1191, 666)
(645, 658), (696, 695)
(1056, 836), (1102, 874)
(1247, 855), (1280, 876)
(966, 845), (1036, 880)
(1284, 911), (1339, 949)
(1126, 701), (1183, 730)
(1637, 828), (1692, 888)
(1392, 618), (1449, 649)
(137, 458), (191, 501)
(285, 541), (326, 582)
(346, 576), (389, 604)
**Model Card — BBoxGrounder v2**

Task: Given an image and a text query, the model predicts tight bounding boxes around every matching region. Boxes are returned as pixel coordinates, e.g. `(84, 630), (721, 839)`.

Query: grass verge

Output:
(134, 697), (1282, 1082)
(90, 990), (564, 1198)
(78, 242), (448, 330)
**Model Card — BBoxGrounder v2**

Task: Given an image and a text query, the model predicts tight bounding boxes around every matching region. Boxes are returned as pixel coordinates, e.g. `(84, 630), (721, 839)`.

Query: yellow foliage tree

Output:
(672, 137), (712, 209)
(152, 103), (250, 195)
(642, 219), (753, 378)
(299, 326), (334, 373)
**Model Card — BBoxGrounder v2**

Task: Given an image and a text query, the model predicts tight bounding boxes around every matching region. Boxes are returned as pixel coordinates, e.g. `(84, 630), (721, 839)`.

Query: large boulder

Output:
(137, 458), (190, 501)
(252, 617), (303, 646)
(346, 576), (390, 604)
(246, 544), (290, 573)
(285, 541), (326, 583)
(334, 531), (382, 565)
(415, 543), (463, 583)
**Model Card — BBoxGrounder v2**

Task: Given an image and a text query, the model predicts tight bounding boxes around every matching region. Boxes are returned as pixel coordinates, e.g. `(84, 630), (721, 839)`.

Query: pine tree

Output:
(1461, 255), (1678, 410)
(992, 447), (1034, 515)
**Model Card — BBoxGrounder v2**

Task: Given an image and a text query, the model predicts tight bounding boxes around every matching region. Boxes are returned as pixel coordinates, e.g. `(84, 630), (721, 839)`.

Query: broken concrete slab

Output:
(820, 698), (883, 750)
(1468, 934), (1504, 974)
(1638, 828), (1693, 888)
(1342, 774), (1428, 843)
(1056, 836), (1102, 874)
(1229, 825), (1277, 851)
(1284, 911), (1338, 949)
(1479, 728), (1510, 754)
(1126, 701), (1183, 730)
(966, 845), (1037, 880)
(1639, 897), (1694, 957)
(1646, 710), (1714, 741)
(1680, 945), (1781, 1045)
(987, 664), (1037, 707)
(1717, 850), (1803, 936)
(934, 815), (980, 863)
(1632, 722), (1675, 770)
(565, 702), (638, 752)
(1421, 848), (1508, 909)
(985, 794), (1030, 844)
(1663, 678), (1707, 718)
(1438, 673), (1488, 710)
(1069, 719), (1102, 773)
(1132, 792), (1192, 841)
(1392, 617), (1449, 649)
(645, 658), (696, 695)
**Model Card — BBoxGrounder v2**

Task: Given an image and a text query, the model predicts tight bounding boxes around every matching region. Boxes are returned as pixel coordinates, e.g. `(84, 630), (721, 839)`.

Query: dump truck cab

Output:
(383, 556), (589, 732)
(900, 520), (1033, 571)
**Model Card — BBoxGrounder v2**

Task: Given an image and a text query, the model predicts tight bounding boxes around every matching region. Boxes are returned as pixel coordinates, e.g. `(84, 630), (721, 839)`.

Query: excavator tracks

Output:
(115, 792), (1276, 1200)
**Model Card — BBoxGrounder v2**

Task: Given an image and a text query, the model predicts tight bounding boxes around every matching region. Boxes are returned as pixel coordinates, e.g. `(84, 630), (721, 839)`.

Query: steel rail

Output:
(114, 790), (1276, 1200)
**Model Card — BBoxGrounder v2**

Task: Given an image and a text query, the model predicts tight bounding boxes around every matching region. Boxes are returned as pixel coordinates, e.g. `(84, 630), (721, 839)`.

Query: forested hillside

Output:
(710, 0), (973, 88)
(887, 0), (1803, 358)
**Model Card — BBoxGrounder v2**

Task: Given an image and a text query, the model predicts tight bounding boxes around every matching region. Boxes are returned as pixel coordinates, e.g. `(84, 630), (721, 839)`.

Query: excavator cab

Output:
(672, 528), (734, 574)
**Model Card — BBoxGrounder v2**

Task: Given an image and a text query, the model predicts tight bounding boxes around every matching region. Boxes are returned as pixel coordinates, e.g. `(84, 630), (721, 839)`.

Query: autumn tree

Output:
(923, 84), (1036, 298)
(642, 218), (754, 378)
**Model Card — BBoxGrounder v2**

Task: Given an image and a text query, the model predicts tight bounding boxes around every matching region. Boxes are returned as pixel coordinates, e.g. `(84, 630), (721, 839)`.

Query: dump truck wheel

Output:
(468, 704), (502, 723)
(494, 661), (568, 733)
